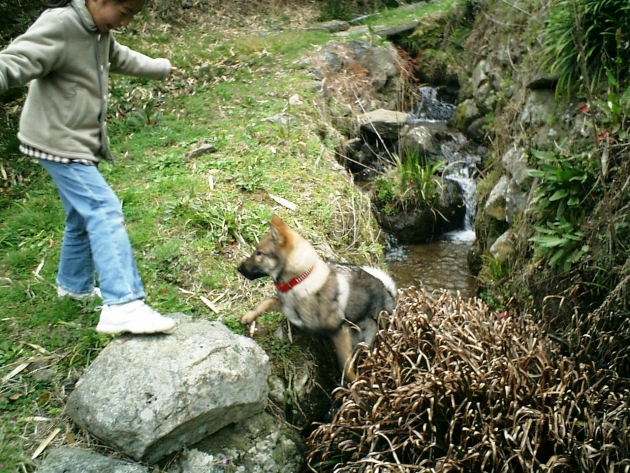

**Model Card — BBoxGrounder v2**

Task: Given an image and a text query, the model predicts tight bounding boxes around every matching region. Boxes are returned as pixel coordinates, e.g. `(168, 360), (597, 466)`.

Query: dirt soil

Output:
(144, 0), (322, 36)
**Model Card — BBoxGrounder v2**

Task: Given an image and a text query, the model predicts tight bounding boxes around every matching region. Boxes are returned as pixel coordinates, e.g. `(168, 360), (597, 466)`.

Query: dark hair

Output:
(45, 0), (73, 7)
(45, 0), (128, 8)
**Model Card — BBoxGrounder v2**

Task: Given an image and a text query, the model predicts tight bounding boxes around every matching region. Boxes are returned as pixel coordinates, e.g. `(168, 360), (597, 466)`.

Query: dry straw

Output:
(306, 287), (630, 472)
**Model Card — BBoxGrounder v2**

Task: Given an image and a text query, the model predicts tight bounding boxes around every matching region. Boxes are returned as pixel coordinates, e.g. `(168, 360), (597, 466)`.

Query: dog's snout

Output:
(237, 260), (266, 281)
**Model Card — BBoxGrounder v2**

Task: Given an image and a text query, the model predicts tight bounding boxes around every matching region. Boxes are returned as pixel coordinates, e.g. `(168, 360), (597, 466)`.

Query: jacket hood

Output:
(71, 0), (99, 32)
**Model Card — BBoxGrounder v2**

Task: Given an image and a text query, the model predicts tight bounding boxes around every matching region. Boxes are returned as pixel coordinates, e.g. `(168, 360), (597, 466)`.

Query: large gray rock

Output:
(484, 174), (529, 224)
(36, 447), (148, 473)
(359, 45), (398, 91)
(307, 20), (350, 33)
(358, 109), (408, 139)
(485, 175), (509, 222)
(311, 40), (400, 93)
(450, 98), (482, 131)
(489, 230), (516, 262)
(376, 20), (419, 39)
(399, 124), (437, 157)
(471, 59), (502, 112)
(520, 89), (557, 126)
(501, 146), (530, 189)
(66, 314), (270, 464)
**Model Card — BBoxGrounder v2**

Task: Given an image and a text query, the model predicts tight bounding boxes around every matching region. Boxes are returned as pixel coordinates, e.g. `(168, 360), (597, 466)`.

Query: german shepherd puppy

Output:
(237, 214), (397, 382)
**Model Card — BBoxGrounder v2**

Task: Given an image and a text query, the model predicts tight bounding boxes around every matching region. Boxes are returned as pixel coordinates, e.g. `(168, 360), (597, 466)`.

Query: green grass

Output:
(0, 19), (375, 473)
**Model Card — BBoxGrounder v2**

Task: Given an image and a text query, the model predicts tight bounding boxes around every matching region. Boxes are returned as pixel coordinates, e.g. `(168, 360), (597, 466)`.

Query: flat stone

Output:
(376, 20), (419, 38)
(36, 447), (148, 473)
(308, 20), (349, 33)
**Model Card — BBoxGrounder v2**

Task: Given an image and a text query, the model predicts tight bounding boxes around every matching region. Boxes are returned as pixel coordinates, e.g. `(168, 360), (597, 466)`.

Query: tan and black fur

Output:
(238, 214), (397, 382)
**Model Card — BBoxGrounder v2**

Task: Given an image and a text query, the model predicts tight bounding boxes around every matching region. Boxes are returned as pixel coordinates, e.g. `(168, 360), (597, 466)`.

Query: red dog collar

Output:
(275, 266), (314, 293)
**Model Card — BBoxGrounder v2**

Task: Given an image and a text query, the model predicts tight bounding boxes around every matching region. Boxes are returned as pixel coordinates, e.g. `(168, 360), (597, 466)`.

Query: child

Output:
(0, 0), (176, 334)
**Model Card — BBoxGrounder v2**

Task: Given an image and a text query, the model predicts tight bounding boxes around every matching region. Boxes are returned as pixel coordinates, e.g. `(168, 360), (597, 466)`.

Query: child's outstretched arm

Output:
(108, 36), (172, 81)
(0, 17), (66, 93)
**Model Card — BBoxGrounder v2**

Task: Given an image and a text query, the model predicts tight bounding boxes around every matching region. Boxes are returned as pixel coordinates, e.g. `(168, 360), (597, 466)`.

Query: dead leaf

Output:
(26, 343), (50, 354)
(3, 362), (30, 382)
(200, 295), (220, 314)
(31, 428), (61, 460)
(269, 194), (297, 211)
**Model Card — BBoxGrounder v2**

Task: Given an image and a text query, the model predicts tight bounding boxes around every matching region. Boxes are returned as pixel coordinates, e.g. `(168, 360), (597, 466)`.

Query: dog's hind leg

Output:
(240, 298), (282, 324)
(331, 324), (356, 382)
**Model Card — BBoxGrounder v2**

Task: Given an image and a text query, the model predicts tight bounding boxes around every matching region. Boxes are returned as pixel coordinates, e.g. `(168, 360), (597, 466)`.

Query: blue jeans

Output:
(39, 160), (146, 305)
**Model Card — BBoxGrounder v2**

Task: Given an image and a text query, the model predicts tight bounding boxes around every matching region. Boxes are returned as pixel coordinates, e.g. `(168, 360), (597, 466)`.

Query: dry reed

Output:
(306, 287), (630, 472)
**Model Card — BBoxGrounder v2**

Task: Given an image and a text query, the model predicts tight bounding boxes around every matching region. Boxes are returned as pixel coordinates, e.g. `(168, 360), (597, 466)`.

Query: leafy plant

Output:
(0, 339), (22, 366)
(528, 149), (590, 219)
(542, 0), (630, 97)
(0, 0), (41, 46)
(530, 219), (589, 272)
(373, 150), (444, 214)
(235, 165), (265, 192)
(373, 177), (395, 204)
(589, 78), (630, 143)
(486, 255), (509, 280)
(527, 147), (595, 271)
(399, 151), (444, 204)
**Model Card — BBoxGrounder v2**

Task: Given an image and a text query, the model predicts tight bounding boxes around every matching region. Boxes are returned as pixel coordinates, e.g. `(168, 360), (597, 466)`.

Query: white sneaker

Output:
(57, 286), (102, 300)
(96, 300), (176, 335)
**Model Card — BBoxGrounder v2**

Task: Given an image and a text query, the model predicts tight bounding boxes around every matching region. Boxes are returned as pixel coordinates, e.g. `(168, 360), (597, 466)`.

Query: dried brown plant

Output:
(306, 287), (630, 472)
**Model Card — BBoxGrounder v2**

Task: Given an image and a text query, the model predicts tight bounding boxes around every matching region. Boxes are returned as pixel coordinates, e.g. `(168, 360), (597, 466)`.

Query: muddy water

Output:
(386, 230), (478, 299)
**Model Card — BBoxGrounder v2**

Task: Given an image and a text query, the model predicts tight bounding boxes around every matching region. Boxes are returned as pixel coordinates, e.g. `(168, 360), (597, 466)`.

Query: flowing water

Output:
(386, 230), (478, 299)
(383, 90), (480, 299)
(384, 173), (478, 299)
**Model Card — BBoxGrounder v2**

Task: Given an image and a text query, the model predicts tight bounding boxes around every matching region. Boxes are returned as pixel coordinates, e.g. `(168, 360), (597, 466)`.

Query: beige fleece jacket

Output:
(0, 0), (171, 163)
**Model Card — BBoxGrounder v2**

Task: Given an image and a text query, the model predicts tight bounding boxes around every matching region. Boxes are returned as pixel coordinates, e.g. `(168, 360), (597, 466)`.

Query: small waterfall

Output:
(439, 138), (479, 242)
(383, 84), (481, 297)
(355, 84), (481, 297)
(411, 86), (457, 122)
(406, 84), (479, 243)
(444, 166), (477, 242)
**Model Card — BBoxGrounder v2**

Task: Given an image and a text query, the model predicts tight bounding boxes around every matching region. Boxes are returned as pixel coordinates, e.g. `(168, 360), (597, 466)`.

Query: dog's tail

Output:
(361, 266), (397, 300)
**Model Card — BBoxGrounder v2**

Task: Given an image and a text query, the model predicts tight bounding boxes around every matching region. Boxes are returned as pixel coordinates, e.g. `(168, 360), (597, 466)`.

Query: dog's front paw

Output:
(240, 311), (259, 325)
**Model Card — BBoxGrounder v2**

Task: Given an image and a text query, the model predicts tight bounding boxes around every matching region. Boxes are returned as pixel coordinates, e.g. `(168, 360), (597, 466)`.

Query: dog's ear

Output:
(269, 214), (290, 246)
(270, 214), (284, 227)
(269, 214), (284, 243)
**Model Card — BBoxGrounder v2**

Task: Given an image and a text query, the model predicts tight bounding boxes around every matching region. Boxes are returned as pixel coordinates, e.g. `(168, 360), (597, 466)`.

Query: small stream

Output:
(384, 164), (478, 299)
(386, 230), (477, 299)
(382, 87), (480, 299)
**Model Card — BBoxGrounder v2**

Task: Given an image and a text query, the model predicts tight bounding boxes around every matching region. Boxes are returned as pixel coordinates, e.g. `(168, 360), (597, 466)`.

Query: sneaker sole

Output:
(96, 321), (176, 335)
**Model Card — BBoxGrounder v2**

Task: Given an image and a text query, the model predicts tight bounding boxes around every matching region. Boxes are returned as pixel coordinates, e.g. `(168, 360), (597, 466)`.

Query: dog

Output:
(237, 214), (397, 382)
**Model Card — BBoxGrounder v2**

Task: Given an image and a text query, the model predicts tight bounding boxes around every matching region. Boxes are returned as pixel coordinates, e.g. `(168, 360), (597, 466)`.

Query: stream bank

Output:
(309, 30), (483, 298)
